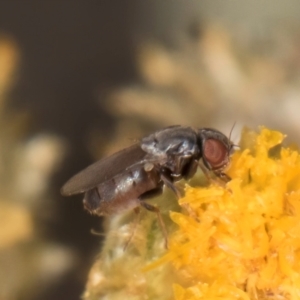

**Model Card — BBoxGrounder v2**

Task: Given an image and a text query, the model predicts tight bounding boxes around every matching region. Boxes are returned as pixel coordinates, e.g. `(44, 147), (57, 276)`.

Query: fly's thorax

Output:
(141, 126), (201, 177)
(141, 126), (199, 158)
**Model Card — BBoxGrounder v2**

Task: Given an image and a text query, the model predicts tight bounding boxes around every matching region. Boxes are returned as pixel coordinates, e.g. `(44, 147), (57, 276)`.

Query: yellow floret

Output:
(170, 127), (300, 300)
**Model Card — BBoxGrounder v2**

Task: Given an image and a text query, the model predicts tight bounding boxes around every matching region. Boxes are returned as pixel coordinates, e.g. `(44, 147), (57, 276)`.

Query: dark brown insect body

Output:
(83, 161), (162, 215)
(61, 126), (234, 217)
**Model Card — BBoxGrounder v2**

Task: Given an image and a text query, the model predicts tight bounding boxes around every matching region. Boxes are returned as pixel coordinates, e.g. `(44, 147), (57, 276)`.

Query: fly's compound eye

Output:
(203, 139), (229, 170)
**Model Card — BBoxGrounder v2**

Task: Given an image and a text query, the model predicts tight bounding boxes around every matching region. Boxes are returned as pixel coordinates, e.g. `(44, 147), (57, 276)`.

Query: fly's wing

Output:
(61, 143), (147, 196)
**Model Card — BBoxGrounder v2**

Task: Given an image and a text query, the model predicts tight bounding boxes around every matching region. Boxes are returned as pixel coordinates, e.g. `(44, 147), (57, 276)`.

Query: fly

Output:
(61, 126), (235, 247)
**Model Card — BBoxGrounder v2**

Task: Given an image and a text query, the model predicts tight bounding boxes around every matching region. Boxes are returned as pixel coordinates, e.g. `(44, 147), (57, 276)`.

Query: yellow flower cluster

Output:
(169, 128), (300, 299)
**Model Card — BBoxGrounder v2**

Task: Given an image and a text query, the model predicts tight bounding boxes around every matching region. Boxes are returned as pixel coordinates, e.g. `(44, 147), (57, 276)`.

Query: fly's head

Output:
(198, 128), (235, 176)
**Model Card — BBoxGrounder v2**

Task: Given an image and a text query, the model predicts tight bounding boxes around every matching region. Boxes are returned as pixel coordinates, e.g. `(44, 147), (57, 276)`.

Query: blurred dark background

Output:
(1, 1), (300, 299)
(0, 2), (136, 300)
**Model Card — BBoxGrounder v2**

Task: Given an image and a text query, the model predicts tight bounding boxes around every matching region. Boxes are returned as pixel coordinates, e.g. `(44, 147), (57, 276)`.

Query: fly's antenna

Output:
(229, 121), (236, 141)
(228, 122), (240, 150)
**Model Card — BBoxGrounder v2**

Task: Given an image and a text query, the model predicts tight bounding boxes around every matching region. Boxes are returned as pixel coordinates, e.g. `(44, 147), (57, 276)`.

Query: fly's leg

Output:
(182, 159), (198, 180)
(160, 173), (182, 199)
(215, 172), (231, 182)
(199, 160), (232, 193)
(198, 160), (226, 186)
(140, 202), (169, 249)
(198, 160), (213, 182)
(144, 162), (182, 198)
(160, 168), (197, 220)
(123, 207), (140, 251)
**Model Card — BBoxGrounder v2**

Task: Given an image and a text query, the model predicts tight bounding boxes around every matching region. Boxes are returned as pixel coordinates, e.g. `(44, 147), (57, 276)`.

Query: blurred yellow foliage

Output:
(0, 202), (33, 248)
(0, 37), (19, 102)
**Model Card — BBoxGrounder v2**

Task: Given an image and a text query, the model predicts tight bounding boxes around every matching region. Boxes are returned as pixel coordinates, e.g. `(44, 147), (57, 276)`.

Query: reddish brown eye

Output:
(203, 139), (228, 170)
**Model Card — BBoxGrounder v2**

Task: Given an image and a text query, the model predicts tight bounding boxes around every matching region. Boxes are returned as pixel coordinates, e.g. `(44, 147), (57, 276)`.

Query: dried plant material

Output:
(0, 243), (77, 300)
(138, 44), (177, 87)
(83, 202), (178, 300)
(200, 25), (245, 98)
(107, 87), (205, 126)
(0, 202), (33, 248)
(0, 37), (19, 105)
(15, 135), (66, 200)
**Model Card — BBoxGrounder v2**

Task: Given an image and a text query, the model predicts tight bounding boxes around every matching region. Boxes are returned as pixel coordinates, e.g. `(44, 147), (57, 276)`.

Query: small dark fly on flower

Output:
(61, 126), (234, 248)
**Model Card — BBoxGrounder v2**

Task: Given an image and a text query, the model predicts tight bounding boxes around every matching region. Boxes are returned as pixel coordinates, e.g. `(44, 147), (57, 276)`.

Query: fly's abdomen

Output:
(83, 163), (161, 215)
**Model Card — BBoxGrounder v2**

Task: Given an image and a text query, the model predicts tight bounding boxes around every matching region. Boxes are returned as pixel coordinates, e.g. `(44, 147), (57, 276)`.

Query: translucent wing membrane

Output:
(61, 144), (147, 195)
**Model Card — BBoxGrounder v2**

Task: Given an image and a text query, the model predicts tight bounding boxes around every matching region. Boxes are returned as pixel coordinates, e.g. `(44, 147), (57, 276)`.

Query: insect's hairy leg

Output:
(198, 160), (229, 187)
(123, 207), (141, 251)
(160, 173), (182, 198)
(140, 202), (169, 249)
